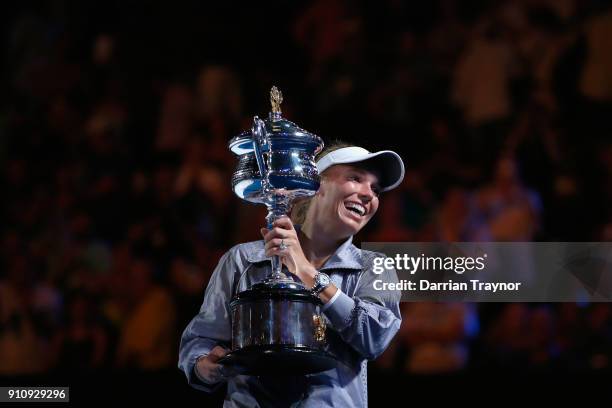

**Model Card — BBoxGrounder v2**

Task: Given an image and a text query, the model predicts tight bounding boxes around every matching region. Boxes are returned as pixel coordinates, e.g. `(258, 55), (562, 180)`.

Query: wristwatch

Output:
(311, 271), (331, 295)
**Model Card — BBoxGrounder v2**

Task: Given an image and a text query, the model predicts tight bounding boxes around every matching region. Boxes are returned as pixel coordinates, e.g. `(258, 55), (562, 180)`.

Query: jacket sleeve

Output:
(322, 253), (402, 360)
(178, 249), (237, 392)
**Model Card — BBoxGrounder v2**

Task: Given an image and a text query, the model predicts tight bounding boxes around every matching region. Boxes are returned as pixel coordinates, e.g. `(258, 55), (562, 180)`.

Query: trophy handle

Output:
(251, 116), (270, 193)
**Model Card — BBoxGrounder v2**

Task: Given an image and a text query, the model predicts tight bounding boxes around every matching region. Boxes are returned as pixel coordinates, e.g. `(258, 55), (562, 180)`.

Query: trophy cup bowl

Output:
(229, 128), (322, 205)
(219, 87), (336, 375)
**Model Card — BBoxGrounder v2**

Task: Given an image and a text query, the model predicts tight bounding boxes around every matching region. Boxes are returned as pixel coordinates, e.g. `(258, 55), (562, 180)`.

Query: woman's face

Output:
(311, 164), (381, 238)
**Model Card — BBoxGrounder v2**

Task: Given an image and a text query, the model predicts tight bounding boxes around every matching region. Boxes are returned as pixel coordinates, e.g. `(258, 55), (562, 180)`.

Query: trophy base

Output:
(219, 345), (336, 376)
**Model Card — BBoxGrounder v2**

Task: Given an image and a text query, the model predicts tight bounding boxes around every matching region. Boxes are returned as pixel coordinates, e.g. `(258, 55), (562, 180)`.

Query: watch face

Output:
(317, 273), (330, 286)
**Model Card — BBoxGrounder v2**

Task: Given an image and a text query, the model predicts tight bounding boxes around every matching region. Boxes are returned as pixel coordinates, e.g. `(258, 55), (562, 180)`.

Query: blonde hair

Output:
(290, 140), (356, 225)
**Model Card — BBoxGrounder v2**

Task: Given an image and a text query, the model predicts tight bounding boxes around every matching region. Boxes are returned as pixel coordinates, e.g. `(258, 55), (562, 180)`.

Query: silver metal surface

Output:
(228, 86), (323, 281)
(231, 299), (324, 350)
(226, 87), (332, 372)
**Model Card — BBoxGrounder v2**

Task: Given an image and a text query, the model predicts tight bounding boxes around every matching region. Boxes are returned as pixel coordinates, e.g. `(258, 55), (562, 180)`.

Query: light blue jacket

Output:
(178, 236), (401, 407)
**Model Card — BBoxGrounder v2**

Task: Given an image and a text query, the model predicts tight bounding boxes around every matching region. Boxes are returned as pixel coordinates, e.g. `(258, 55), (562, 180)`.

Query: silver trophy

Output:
(221, 87), (335, 375)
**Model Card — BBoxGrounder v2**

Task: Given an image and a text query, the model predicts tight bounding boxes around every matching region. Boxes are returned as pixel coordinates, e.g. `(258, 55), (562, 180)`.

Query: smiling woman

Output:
(304, 163), (380, 240)
(291, 141), (356, 225)
(294, 143), (404, 247)
(180, 139), (406, 407)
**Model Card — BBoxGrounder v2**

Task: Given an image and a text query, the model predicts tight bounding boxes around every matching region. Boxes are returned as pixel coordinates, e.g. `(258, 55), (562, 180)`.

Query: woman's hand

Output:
(195, 346), (232, 383)
(260, 216), (317, 287)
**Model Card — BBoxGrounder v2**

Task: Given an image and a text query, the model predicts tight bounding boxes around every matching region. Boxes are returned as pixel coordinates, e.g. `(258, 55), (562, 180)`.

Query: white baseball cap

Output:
(316, 146), (405, 192)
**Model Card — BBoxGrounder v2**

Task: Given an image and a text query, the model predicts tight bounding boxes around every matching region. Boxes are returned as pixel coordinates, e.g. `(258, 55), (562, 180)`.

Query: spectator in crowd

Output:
(116, 258), (177, 371)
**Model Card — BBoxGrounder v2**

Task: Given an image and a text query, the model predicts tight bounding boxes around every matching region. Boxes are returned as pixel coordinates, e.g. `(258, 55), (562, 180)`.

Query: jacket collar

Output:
(245, 226), (363, 271)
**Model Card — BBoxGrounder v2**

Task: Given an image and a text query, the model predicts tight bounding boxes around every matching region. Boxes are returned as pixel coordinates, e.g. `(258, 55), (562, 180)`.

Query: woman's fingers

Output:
(272, 215), (294, 230)
(266, 247), (286, 257)
(261, 217), (300, 262)
(262, 226), (294, 242)
(264, 238), (286, 250)
(264, 238), (296, 254)
(260, 216), (296, 240)
(209, 346), (228, 361)
(196, 346), (232, 383)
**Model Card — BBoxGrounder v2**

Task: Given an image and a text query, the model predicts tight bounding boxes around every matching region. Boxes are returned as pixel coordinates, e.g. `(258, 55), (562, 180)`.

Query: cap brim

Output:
(317, 147), (405, 192)
(352, 150), (405, 192)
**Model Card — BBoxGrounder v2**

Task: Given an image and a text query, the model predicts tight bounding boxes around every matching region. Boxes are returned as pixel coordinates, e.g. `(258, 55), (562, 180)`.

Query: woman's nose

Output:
(357, 183), (375, 201)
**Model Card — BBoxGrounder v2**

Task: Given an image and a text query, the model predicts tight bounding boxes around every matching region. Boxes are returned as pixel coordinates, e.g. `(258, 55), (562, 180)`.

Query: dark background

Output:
(1, 0), (611, 404)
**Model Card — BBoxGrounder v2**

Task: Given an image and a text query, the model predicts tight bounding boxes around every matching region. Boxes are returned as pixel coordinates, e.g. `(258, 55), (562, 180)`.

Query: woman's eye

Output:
(348, 175), (360, 182)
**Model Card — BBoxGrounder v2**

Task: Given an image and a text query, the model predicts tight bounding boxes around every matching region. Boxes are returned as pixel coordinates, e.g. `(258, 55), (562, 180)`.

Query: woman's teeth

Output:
(345, 202), (365, 216)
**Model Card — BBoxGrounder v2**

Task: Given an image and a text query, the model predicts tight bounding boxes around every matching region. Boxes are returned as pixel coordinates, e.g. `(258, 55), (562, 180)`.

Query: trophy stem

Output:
(266, 195), (291, 281)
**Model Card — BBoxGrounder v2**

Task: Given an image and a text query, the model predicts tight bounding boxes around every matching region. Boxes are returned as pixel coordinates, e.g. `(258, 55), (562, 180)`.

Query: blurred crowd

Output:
(1, 0), (611, 379)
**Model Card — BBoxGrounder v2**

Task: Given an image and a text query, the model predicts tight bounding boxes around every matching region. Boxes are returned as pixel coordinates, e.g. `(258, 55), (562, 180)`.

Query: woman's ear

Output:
(316, 178), (328, 196)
